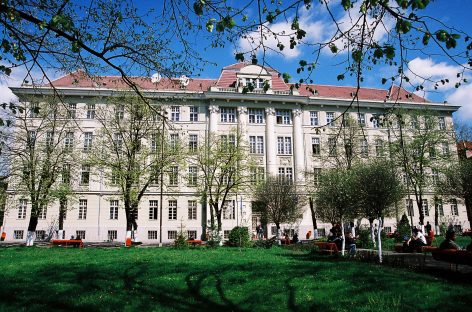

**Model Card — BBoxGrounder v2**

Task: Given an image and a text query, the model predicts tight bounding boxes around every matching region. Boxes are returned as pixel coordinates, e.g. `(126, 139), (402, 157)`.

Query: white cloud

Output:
(447, 83), (472, 121)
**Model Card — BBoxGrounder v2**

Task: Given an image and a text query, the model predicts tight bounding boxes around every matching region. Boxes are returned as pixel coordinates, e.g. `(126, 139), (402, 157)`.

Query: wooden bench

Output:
(314, 242), (339, 255)
(431, 249), (472, 266)
(51, 239), (84, 248)
(187, 239), (203, 246)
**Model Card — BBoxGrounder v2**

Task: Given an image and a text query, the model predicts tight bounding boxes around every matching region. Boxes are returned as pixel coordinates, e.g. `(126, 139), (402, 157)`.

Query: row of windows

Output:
(405, 198), (459, 217)
(15, 199), (201, 221)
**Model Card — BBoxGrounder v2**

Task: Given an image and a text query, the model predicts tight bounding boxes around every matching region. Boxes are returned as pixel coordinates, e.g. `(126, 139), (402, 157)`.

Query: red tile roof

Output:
(45, 65), (428, 102)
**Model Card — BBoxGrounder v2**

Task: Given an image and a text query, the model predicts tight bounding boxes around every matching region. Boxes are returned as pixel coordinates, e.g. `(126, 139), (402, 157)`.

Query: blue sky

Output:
(2, 0), (472, 123)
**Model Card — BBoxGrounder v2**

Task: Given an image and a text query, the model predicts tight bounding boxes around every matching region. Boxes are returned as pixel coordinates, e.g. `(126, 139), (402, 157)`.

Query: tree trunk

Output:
(416, 195), (425, 226)
(465, 197), (472, 230)
(309, 197), (318, 230)
(434, 200), (439, 236)
(58, 197), (66, 239)
(26, 215), (38, 246)
(341, 220), (345, 256)
(377, 218), (383, 264)
(276, 223), (281, 245)
(369, 218), (376, 247)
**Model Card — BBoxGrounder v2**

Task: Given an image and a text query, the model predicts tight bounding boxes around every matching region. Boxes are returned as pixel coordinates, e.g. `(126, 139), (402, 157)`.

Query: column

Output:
(208, 105), (219, 133)
(265, 107), (277, 176)
(237, 106), (247, 134)
(293, 107), (305, 183)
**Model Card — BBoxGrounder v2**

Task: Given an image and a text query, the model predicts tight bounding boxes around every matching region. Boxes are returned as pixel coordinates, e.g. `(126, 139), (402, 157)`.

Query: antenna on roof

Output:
(151, 73), (162, 83)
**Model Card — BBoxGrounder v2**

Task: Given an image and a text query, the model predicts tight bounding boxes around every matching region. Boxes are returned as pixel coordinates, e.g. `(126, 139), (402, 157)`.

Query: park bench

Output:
(187, 239), (203, 246)
(431, 248), (472, 266)
(314, 242), (339, 255)
(51, 239), (84, 248)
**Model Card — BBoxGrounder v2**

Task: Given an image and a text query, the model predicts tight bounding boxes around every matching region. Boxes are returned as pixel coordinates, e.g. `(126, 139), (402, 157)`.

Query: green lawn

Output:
(0, 247), (470, 311)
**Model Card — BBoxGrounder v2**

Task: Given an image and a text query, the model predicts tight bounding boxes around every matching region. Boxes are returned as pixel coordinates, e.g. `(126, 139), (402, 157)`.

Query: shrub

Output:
(206, 224), (221, 248)
(174, 231), (188, 249)
(253, 236), (277, 249)
(227, 226), (251, 247)
(396, 214), (411, 242)
(357, 226), (373, 249)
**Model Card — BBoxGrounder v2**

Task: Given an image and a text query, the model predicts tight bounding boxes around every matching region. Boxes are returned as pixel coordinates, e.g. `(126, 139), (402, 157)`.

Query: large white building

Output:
(2, 62), (469, 243)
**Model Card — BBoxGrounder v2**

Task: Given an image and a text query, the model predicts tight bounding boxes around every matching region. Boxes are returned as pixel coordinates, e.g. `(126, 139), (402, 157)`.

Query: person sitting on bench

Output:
(404, 228), (426, 252)
(439, 230), (461, 250)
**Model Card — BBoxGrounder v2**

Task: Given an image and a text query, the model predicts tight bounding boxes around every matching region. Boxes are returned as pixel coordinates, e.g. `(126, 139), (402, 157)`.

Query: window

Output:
(38, 206), (47, 219)
(45, 131), (54, 149)
(168, 230), (177, 240)
(110, 168), (120, 185)
(357, 113), (365, 126)
(384, 227), (392, 234)
(26, 131), (36, 148)
(86, 104), (95, 119)
(220, 107), (236, 123)
(224, 230), (231, 240)
(328, 137), (337, 156)
(431, 169), (439, 184)
(110, 200), (119, 220)
(277, 137), (292, 155)
(326, 112), (335, 127)
(148, 231), (158, 239)
(169, 166), (178, 186)
(62, 164), (71, 184)
(168, 200), (177, 220)
(188, 166), (198, 186)
(223, 200), (235, 219)
(171, 106), (180, 121)
(278, 167), (293, 183)
(249, 136), (264, 154)
(18, 199), (27, 219)
(313, 168), (321, 185)
(372, 117), (380, 128)
(451, 199), (459, 216)
(78, 199), (87, 219)
(76, 231), (86, 239)
(276, 110), (291, 124)
(14, 230), (24, 240)
(115, 105), (124, 120)
(68, 103), (76, 119)
(310, 111), (319, 126)
(429, 147), (436, 159)
(35, 230), (46, 241)
(410, 116), (419, 130)
(148, 200), (158, 220)
(271, 226), (277, 236)
(318, 229), (326, 237)
(80, 165), (90, 185)
(113, 133), (123, 153)
(220, 134), (236, 150)
(375, 139), (383, 157)
(170, 133), (179, 150)
(312, 137), (320, 156)
(64, 132), (74, 151)
(248, 108), (264, 124)
(188, 200), (197, 220)
(29, 102), (39, 118)
(150, 133), (159, 153)
(441, 143), (450, 156)
(406, 199), (414, 216)
(83, 132), (93, 152)
(421, 199), (429, 217)
(250, 167), (265, 184)
(435, 199), (444, 216)
(108, 230), (117, 241)
(190, 106), (198, 122)
(188, 134), (198, 153)
(188, 230), (197, 239)
(360, 139), (368, 157)
(438, 116), (446, 130)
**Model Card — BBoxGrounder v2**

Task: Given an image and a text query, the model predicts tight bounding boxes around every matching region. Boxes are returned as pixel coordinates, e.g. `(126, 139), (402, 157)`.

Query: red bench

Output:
(187, 239), (203, 246)
(314, 242), (339, 255)
(51, 239), (84, 248)
(431, 249), (472, 266)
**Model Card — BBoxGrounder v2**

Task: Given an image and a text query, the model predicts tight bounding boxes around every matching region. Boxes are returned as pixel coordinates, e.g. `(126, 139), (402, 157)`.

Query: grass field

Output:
(0, 246), (470, 311)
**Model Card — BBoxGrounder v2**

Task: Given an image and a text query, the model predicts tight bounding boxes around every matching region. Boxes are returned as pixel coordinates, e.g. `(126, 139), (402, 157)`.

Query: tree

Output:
(315, 168), (359, 255)
(5, 96), (76, 246)
(437, 159), (472, 228)
(90, 95), (181, 242)
(189, 130), (252, 239)
(354, 160), (404, 263)
(252, 176), (305, 243)
(389, 108), (451, 227)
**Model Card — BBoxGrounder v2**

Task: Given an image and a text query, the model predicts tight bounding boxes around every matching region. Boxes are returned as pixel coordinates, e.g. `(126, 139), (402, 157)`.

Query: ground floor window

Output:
(168, 230), (177, 240)
(148, 231), (158, 240)
(317, 228), (326, 237)
(108, 230), (117, 241)
(384, 227), (392, 234)
(188, 230), (197, 239)
(76, 231), (86, 239)
(271, 226), (277, 236)
(35, 230), (46, 240)
(14, 230), (24, 239)
(223, 230), (230, 240)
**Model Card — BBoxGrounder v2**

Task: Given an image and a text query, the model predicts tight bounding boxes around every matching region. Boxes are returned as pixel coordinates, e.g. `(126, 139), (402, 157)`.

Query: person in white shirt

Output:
(404, 228), (427, 252)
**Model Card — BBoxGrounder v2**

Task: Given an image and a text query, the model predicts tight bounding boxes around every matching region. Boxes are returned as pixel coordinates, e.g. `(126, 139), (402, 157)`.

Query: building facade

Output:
(2, 63), (469, 243)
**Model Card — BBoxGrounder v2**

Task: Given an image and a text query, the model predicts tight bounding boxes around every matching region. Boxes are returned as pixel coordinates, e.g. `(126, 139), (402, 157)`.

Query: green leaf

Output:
(329, 44), (338, 54)
(193, 1), (204, 16)
(337, 74), (345, 81)
(341, 0), (351, 11)
(381, 78), (387, 84)
(206, 19), (215, 32)
(299, 60), (307, 67)
(422, 33), (430, 45)
(352, 50), (362, 63)
(282, 73), (291, 83)
(235, 53), (244, 62)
